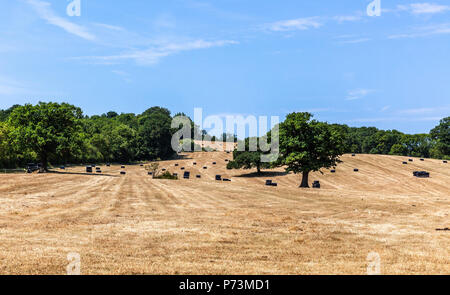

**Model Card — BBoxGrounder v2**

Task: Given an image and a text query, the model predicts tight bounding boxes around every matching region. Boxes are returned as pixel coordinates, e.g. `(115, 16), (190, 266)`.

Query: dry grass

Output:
(0, 152), (448, 274)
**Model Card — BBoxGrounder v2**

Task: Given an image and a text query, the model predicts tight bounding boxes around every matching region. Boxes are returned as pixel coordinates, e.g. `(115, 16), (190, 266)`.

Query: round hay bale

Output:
(354, 168), (359, 172)
(120, 171), (126, 175)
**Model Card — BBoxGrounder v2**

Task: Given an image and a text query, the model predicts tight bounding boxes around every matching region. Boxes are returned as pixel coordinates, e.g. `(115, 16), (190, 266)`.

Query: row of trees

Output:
(0, 103), (180, 170)
(227, 113), (449, 187)
(0, 102), (448, 175)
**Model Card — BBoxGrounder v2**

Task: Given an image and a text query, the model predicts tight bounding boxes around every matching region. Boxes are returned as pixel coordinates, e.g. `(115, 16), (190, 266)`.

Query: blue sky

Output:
(0, 0), (449, 134)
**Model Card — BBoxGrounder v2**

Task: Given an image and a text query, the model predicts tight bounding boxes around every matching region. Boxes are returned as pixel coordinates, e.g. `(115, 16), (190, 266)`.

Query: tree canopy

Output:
(279, 112), (347, 188)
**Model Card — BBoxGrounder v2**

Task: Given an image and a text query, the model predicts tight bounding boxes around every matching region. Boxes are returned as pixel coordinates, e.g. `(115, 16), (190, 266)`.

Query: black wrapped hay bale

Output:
(196, 175), (201, 179)
(444, 161), (448, 164)
(312, 181), (320, 189)
(223, 178), (231, 182)
(120, 171), (126, 175)
(215, 175), (222, 181)
(203, 167), (208, 169)
(403, 162), (408, 165)
(183, 172), (190, 179)
(86, 166), (93, 173)
(354, 168), (359, 172)
(330, 169), (336, 173)
(121, 165), (125, 169)
(265, 180), (273, 186)
(148, 172), (153, 176)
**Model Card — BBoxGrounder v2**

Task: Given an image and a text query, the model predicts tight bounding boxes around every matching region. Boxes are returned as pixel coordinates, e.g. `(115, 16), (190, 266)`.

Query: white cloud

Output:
(333, 15), (362, 23)
(74, 39), (238, 65)
(27, 0), (95, 41)
(263, 17), (322, 32)
(398, 3), (450, 14)
(398, 106), (450, 115)
(338, 38), (371, 44)
(389, 23), (450, 39)
(0, 76), (29, 96)
(346, 89), (375, 100)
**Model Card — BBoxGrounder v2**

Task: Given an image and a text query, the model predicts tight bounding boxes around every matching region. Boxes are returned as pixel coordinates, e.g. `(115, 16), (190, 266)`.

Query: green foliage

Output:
(227, 137), (273, 173)
(430, 117), (450, 159)
(279, 112), (346, 187)
(155, 171), (178, 180)
(8, 102), (83, 170)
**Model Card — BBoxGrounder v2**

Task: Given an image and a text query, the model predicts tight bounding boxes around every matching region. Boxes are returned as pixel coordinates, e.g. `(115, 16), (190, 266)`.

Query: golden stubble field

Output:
(0, 152), (448, 274)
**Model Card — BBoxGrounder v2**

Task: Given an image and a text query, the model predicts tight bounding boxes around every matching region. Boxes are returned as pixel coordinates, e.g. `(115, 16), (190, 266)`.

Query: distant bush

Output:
(154, 171), (178, 180)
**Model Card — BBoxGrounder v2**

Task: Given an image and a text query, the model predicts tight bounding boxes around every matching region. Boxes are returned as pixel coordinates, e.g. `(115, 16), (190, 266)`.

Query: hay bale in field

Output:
(312, 180), (320, 188)
(148, 172), (153, 176)
(173, 173), (178, 177)
(60, 166), (65, 170)
(183, 171), (190, 179)
(140, 164), (144, 167)
(408, 159), (413, 162)
(403, 162), (408, 165)
(265, 180), (273, 186)
(175, 164), (179, 167)
(352, 154), (356, 157)
(120, 171), (126, 175)
(443, 161), (448, 164)
(223, 178), (231, 182)
(354, 168), (359, 172)
(271, 183), (278, 187)
(330, 169), (336, 173)
(420, 159), (425, 161)
(413, 171), (430, 178)
(193, 162), (197, 165)
(92, 164), (96, 167)
(162, 168), (166, 172)
(106, 163), (110, 167)
(181, 167), (185, 170)
(196, 175), (201, 178)
(212, 162), (217, 165)
(86, 166), (93, 173)
(203, 166), (208, 169)
(225, 159), (229, 162)
(215, 175), (222, 181)
(96, 170), (102, 173)
(121, 165), (125, 169)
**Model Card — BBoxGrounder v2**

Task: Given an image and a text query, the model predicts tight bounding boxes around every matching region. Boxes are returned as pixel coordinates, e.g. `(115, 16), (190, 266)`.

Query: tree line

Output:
(0, 102), (448, 171)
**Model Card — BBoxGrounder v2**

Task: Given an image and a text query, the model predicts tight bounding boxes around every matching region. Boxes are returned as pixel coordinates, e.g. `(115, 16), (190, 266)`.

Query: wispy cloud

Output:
(346, 89), (375, 100)
(389, 23), (450, 39)
(333, 15), (362, 23)
(338, 38), (371, 44)
(263, 17), (323, 32)
(397, 106), (450, 115)
(74, 39), (238, 65)
(27, 0), (95, 41)
(0, 76), (32, 96)
(397, 3), (450, 14)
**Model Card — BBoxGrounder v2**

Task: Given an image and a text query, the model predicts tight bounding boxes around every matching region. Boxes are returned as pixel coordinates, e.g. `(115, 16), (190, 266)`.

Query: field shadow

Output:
(48, 171), (119, 177)
(234, 171), (289, 178)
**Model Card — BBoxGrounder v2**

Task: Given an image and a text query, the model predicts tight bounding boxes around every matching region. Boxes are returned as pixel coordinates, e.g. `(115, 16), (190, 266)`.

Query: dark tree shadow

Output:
(47, 171), (119, 177)
(234, 171), (289, 178)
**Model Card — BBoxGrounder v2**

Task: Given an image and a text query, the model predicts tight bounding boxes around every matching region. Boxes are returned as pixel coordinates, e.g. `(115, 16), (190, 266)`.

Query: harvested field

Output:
(0, 153), (448, 274)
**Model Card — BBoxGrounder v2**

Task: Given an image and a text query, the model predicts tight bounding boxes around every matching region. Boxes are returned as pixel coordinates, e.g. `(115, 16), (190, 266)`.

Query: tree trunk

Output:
(300, 171), (310, 188)
(40, 152), (48, 172)
(256, 163), (261, 175)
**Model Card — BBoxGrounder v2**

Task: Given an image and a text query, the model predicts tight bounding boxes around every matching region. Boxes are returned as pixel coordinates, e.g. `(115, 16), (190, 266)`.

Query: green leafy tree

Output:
(430, 117), (450, 159)
(279, 112), (346, 188)
(226, 137), (273, 174)
(8, 102), (83, 171)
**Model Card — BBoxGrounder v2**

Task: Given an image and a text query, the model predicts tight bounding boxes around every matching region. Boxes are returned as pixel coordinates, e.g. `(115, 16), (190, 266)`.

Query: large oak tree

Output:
(279, 112), (346, 188)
